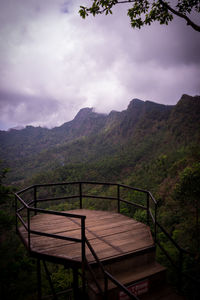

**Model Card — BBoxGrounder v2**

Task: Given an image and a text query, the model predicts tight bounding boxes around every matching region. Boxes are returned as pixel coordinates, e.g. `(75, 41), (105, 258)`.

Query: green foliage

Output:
(133, 209), (147, 223)
(79, 0), (200, 32)
(172, 163), (200, 252)
(1, 95), (200, 298)
(0, 167), (37, 300)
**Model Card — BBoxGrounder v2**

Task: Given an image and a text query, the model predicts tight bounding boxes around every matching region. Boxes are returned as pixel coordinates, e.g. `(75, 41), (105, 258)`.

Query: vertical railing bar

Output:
(79, 182), (82, 209)
(15, 195), (18, 233)
(81, 217), (86, 296)
(117, 184), (120, 213)
(154, 202), (157, 244)
(34, 186), (37, 215)
(147, 192), (150, 226)
(27, 208), (30, 251)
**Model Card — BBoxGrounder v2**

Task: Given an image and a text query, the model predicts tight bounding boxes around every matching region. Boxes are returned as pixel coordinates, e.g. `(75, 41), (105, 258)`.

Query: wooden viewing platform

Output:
(18, 209), (154, 265)
(15, 182), (188, 299)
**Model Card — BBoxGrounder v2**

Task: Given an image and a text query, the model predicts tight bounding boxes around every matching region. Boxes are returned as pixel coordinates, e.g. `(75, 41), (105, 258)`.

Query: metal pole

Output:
(117, 185), (120, 213)
(154, 203), (157, 244)
(147, 193), (150, 226)
(15, 195), (18, 233)
(43, 260), (58, 300)
(34, 186), (37, 215)
(27, 208), (30, 251)
(79, 183), (82, 209)
(104, 275), (108, 300)
(81, 217), (86, 296)
(37, 259), (42, 300)
(73, 268), (79, 300)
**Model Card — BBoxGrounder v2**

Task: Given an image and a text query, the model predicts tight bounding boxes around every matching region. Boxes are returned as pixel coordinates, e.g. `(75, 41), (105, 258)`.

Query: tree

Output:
(79, 0), (200, 32)
(173, 163), (200, 252)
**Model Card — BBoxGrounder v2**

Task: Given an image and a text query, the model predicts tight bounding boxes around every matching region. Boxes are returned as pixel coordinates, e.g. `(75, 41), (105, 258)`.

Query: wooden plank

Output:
(19, 209), (154, 264)
(28, 216), (138, 238)
(28, 220), (150, 248)
(32, 228), (153, 262)
(28, 211), (133, 234)
(23, 224), (149, 258)
(28, 220), (141, 244)
(90, 262), (166, 291)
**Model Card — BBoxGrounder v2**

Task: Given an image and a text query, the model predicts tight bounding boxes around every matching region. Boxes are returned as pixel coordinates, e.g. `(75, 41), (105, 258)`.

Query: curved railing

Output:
(15, 181), (199, 298)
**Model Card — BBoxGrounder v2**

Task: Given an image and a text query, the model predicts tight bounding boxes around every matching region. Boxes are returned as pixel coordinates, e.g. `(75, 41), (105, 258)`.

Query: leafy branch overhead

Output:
(79, 0), (200, 32)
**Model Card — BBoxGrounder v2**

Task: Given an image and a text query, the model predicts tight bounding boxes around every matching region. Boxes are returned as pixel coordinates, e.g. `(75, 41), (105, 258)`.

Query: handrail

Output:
(85, 238), (139, 300)
(15, 181), (199, 297)
(105, 271), (139, 300)
(148, 191), (157, 205)
(15, 193), (86, 256)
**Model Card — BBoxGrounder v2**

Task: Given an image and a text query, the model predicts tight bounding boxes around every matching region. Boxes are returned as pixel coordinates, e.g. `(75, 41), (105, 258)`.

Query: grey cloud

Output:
(0, 89), (60, 128)
(0, 0), (199, 130)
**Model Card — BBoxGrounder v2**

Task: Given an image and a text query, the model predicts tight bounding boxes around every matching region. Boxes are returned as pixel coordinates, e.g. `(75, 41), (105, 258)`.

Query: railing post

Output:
(81, 217), (86, 296)
(117, 185), (120, 213)
(27, 208), (31, 251)
(104, 274), (108, 300)
(79, 183), (82, 209)
(34, 186), (37, 215)
(154, 203), (157, 244)
(37, 259), (42, 300)
(178, 250), (183, 291)
(146, 193), (150, 226)
(73, 268), (79, 300)
(15, 194), (18, 233)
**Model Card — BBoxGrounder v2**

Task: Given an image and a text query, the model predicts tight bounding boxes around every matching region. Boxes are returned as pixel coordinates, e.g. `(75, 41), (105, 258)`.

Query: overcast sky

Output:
(0, 0), (199, 130)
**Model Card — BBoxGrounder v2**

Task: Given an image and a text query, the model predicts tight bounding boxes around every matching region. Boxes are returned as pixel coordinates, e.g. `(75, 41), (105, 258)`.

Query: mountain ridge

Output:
(1, 94), (200, 185)
(2, 97), (173, 133)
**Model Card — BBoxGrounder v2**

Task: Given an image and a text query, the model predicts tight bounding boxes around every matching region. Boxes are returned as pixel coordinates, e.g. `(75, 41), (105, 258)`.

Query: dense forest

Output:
(0, 94), (200, 299)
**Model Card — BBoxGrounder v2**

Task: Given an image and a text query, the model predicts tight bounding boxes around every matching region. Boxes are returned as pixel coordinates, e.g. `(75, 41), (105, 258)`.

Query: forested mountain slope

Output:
(0, 94), (200, 186)
(1, 94), (200, 300)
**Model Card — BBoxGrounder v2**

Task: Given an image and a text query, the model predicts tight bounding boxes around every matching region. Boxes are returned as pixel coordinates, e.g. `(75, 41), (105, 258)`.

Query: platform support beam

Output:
(37, 259), (42, 300)
(43, 260), (58, 300)
(73, 268), (79, 300)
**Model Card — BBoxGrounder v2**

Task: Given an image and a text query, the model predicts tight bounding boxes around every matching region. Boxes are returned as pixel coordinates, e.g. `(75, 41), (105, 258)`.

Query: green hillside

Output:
(1, 94), (199, 189)
(0, 94), (200, 299)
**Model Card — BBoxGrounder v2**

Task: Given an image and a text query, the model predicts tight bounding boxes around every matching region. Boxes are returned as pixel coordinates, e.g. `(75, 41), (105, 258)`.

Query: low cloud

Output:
(0, 0), (199, 130)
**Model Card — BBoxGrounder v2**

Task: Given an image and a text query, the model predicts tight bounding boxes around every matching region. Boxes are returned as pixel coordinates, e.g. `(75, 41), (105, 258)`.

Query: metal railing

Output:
(15, 181), (199, 298)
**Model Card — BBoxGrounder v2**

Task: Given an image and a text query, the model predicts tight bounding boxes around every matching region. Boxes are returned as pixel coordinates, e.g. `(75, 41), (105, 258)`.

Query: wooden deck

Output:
(18, 209), (154, 266)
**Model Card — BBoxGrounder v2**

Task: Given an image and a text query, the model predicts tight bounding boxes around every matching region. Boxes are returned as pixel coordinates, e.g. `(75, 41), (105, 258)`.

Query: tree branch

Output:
(80, 0), (200, 32)
(160, 0), (200, 32)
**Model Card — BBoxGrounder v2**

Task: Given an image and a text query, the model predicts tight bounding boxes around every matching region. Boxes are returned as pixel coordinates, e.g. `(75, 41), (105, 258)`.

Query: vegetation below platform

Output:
(0, 94), (200, 299)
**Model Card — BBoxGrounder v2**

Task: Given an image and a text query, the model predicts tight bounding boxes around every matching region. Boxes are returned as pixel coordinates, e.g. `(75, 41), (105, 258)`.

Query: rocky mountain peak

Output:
(73, 107), (94, 122)
(127, 98), (144, 111)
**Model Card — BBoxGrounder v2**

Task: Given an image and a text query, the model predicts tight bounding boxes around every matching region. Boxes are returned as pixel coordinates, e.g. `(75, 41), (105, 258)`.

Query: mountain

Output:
(0, 94), (200, 186)
(1, 94), (200, 300)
